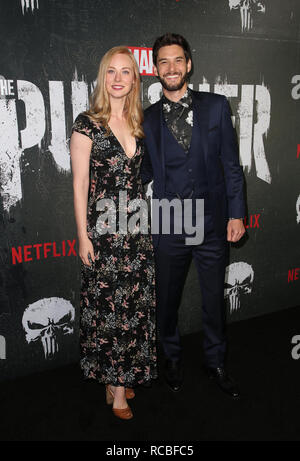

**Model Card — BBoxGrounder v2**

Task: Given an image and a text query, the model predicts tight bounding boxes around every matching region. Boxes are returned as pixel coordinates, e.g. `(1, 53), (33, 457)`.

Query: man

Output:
(141, 33), (245, 398)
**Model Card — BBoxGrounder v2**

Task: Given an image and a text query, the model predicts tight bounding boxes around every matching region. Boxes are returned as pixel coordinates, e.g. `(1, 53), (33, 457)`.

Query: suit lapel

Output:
(191, 91), (209, 166)
(147, 100), (165, 183)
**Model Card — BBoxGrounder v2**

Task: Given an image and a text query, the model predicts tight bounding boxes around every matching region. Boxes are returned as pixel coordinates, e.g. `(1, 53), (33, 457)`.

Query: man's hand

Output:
(227, 218), (245, 242)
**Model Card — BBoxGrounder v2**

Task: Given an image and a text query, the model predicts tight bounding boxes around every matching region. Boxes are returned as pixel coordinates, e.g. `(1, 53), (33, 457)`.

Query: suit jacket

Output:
(141, 89), (245, 242)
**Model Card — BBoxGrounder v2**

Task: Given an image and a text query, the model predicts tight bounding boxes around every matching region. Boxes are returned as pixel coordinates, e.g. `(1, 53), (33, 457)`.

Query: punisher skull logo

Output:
(22, 297), (75, 359)
(296, 194), (300, 224)
(224, 262), (254, 313)
(228, 0), (266, 32)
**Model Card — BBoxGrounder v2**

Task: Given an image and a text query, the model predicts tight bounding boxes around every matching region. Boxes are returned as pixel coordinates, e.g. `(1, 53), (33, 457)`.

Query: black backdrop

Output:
(0, 0), (299, 381)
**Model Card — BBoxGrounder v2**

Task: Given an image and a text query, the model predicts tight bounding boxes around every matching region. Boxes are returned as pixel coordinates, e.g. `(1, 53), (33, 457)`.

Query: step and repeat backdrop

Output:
(0, 0), (299, 381)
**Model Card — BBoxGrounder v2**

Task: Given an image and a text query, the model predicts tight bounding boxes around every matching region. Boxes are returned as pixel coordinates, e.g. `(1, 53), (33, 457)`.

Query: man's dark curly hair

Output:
(152, 33), (192, 67)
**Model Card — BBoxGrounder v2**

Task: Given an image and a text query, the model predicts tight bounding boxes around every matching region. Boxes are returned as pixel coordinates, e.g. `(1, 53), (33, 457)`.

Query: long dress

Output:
(71, 113), (157, 387)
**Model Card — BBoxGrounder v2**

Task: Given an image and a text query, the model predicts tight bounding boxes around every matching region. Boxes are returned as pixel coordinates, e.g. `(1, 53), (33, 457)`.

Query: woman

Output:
(70, 46), (157, 420)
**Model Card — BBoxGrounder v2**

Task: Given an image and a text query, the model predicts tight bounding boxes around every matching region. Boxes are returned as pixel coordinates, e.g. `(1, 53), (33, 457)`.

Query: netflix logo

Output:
(297, 144), (300, 159)
(128, 46), (154, 76)
(11, 239), (77, 265)
(288, 268), (300, 283)
(243, 214), (261, 229)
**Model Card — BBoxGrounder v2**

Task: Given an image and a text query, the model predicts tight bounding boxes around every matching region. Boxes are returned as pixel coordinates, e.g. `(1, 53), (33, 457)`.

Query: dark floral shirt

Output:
(162, 88), (193, 153)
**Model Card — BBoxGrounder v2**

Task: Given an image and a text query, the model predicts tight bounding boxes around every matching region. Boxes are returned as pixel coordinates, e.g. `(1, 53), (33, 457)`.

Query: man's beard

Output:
(158, 71), (189, 92)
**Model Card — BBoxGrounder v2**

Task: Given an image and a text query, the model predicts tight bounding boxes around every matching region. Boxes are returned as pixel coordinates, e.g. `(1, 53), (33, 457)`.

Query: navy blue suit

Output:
(141, 90), (245, 367)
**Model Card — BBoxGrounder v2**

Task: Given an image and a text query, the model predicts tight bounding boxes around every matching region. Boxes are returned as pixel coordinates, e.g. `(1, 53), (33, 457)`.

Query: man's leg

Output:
(155, 234), (192, 360)
(192, 214), (228, 368)
(154, 234), (192, 391)
(192, 214), (239, 398)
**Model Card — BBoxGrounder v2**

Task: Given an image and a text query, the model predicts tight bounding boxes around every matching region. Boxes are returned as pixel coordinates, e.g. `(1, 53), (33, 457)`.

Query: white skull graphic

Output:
(229, 0), (266, 32)
(21, 0), (39, 15)
(296, 194), (300, 224)
(224, 262), (254, 313)
(22, 297), (75, 359)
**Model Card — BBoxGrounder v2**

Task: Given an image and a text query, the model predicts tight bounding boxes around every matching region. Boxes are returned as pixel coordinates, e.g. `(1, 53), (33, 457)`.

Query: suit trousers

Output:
(154, 212), (228, 368)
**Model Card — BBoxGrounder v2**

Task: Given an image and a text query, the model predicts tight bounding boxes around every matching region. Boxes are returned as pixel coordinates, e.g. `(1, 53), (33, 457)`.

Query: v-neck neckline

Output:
(108, 125), (137, 160)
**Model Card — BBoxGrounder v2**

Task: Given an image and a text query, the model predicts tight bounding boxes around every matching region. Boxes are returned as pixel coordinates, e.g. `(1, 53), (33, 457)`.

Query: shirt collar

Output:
(162, 87), (192, 109)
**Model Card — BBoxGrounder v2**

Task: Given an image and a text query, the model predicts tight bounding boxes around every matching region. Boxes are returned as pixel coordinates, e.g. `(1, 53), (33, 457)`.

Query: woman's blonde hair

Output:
(85, 46), (144, 138)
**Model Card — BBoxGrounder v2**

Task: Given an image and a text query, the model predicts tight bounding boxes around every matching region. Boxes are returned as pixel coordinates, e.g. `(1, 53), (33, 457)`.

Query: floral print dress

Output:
(72, 113), (157, 387)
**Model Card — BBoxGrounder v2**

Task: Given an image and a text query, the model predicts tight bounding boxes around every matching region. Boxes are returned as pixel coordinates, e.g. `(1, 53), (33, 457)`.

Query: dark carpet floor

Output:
(1, 305), (300, 441)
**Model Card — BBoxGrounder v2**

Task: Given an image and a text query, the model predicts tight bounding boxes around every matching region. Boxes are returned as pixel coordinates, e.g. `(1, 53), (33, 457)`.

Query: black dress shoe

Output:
(164, 359), (183, 392)
(204, 366), (240, 399)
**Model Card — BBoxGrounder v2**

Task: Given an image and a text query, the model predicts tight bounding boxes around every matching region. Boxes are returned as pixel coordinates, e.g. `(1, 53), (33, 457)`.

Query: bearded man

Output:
(141, 33), (246, 398)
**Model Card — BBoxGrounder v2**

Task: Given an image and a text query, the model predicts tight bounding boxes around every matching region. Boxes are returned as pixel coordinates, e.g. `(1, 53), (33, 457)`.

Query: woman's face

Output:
(105, 53), (135, 99)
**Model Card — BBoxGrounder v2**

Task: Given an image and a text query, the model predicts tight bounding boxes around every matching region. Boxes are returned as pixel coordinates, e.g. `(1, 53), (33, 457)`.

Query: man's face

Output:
(154, 44), (191, 92)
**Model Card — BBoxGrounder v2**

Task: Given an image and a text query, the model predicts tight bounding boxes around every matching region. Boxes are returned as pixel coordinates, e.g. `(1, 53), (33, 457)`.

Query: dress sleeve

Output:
(71, 113), (94, 141)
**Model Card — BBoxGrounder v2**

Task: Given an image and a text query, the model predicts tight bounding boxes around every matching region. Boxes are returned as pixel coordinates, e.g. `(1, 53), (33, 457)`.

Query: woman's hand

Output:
(78, 236), (95, 267)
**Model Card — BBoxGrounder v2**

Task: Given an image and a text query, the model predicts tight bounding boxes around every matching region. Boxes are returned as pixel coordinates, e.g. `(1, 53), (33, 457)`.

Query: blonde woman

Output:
(70, 47), (157, 420)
